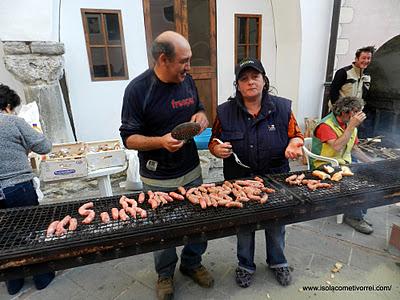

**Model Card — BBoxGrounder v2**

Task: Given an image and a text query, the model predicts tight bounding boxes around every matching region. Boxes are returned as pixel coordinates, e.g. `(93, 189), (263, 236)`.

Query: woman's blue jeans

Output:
(1, 180), (55, 293)
(237, 225), (288, 273)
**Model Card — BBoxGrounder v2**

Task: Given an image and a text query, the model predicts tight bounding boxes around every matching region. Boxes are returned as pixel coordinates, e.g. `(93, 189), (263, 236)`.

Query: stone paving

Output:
(1, 156), (400, 299)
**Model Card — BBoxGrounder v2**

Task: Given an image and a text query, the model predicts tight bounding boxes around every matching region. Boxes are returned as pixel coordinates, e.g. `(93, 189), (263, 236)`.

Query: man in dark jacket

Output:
(329, 46), (375, 106)
(120, 31), (212, 300)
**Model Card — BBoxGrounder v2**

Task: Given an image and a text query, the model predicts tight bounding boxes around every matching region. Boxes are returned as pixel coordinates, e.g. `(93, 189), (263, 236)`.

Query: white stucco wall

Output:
(336, 0), (400, 70)
(297, 0), (334, 127)
(0, 0), (59, 41)
(216, 0), (277, 104)
(216, 0), (304, 118)
(270, 0), (302, 111)
(60, 0), (148, 141)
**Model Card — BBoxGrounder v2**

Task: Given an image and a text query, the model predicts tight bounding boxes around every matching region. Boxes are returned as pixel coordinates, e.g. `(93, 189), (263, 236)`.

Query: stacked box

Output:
(40, 142), (88, 182)
(86, 140), (126, 171)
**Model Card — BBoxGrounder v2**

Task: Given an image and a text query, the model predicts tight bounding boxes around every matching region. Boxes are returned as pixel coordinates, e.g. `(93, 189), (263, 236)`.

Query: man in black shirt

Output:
(120, 31), (212, 300)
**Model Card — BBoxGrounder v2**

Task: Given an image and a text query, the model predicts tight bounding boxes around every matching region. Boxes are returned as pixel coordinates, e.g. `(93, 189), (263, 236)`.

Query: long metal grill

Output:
(267, 159), (400, 203)
(0, 177), (296, 259)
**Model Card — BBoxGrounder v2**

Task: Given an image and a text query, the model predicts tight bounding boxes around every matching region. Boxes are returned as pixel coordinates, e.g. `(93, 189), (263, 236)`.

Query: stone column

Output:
(2, 41), (73, 143)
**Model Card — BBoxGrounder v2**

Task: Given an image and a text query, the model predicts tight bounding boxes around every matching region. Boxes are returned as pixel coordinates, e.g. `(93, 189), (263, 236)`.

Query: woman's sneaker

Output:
(235, 267), (253, 288)
(272, 267), (292, 286)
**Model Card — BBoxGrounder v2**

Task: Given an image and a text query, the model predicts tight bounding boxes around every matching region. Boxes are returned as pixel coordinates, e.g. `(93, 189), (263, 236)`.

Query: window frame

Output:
(234, 14), (262, 64)
(81, 8), (129, 81)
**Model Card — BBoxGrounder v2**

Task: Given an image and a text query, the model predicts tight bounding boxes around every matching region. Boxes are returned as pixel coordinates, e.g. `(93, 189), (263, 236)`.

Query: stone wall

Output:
(2, 41), (73, 143)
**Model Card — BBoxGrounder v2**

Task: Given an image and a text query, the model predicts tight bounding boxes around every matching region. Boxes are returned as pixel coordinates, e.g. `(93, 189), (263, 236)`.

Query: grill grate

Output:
(0, 177), (296, 257)
(268, 159), (400, 203)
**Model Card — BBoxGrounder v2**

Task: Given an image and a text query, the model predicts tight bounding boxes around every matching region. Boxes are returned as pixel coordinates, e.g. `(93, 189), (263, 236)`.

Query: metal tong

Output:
(213, 138), (250, 168)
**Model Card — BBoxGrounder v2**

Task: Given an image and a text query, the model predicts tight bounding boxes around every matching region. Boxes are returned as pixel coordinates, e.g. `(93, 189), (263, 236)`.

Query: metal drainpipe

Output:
(321, 0), (342, 117)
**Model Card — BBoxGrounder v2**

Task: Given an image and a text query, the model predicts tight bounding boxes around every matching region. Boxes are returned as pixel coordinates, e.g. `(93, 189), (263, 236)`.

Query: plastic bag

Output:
(124, 150), (142, 190)
(17, 101), (43, 130)
(32, 177), (44, 203)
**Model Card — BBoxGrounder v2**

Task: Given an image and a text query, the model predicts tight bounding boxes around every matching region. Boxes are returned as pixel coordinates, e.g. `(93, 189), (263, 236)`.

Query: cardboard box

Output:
(40, 157), (88, 182)
(86, 140), (126, 171)
(40, 142), (88, 182)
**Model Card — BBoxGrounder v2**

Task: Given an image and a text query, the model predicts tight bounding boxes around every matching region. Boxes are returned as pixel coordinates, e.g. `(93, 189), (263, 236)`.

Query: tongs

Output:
(213, 138), (250, 168)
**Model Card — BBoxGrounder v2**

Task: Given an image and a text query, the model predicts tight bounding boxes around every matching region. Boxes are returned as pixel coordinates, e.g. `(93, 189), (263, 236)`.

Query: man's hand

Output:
(191, 111), (209, 133)
(161, 133), (184, 152)
(285, 138), (304, 159)
(348, 111), (366, 129)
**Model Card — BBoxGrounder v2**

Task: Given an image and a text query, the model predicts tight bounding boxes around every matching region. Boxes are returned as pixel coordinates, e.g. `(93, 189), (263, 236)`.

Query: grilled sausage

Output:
(100, 212), (110, 223)
(68, 218), (78, 231)
(225, 201), (243, 208)
(169, 192), (185, 201)
(56, 215), (72, 236)
(285, 174), (298, 182)
(201, 183), (215, 188)
(261, 187), (276, 193)
(187, 194), (200, 204)
(46, 221), (60, 237)
(78, 202), (94, 216)
(155, 192), (173, 202)
(199, 198), (207, 209)
(217, 199), (231, 206)
(148, 198), (159, 209)
(125, 207), (137, 219)
(260, 194), (269, 204)
(236, 196), (250, 202)
(119, 196), (129, 209)
(177, 186), (186, 195)
(119, 209), (129, 221)
(254, 176), (264, 183)
(125, 198), (138, 207)
(82, 210), (95, 224)
(135, 207), (147, 218)
(138, 192), (145, 203)
(111, 208), (119, 220)
(223, 181), (233, 188)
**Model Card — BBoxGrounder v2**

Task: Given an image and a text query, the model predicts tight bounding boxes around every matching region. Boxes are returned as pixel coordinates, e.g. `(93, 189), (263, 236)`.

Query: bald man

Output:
(120, 31), (213, 300)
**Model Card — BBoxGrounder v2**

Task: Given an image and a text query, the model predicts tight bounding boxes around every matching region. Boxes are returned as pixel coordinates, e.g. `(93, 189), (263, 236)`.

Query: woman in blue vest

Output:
(208, 58), (304, 287)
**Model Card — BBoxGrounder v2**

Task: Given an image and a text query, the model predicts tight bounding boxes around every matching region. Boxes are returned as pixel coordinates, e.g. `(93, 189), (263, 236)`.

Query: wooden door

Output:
(143, 0), (217, 123)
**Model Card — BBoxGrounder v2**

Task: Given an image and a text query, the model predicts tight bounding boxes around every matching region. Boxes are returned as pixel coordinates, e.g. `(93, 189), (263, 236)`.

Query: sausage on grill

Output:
(55, 215), (72, 236)
(78, 202), (94, 216)
(111, 208), (119, 220)
(68, 218), (78, 231)
(100, 212), (110, 223)
(177, 186), (186, 195)
(46, 221), (60, 237)
(138, 192), (145, 203)
(119, 209), (129, 221)
(82, 210), (95, 224)
(169, 192), (185, 201)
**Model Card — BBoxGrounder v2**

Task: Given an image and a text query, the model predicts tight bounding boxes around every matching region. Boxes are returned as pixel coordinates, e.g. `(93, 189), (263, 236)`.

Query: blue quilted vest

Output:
(217, 92), (291, 180)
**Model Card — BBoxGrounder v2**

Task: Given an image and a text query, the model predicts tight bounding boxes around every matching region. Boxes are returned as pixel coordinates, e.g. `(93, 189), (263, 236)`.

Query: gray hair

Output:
(151, 40), (175, 61)
(332, 96), (365, 116)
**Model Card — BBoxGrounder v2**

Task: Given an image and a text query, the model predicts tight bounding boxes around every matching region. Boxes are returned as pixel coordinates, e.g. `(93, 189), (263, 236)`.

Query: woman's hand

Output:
(285, 138), (304, 159)
(213, 141), (233, 159)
